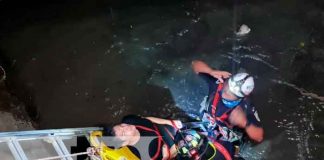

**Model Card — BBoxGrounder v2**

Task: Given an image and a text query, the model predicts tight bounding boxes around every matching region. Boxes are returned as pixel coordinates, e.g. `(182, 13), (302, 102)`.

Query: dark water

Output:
(0, 0), (324, 159)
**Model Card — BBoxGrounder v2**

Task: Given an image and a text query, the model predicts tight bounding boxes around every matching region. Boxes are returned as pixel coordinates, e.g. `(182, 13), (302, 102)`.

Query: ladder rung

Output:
(55, 137), (74, 160)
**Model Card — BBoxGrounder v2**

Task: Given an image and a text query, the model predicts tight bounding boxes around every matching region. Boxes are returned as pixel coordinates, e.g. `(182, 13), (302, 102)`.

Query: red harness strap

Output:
(163, 127), (175, 160)
(211, 83), (235, 127)
(212, 140), (232, 160)
(135, 125), (171, 160)
(216, 110), (233, 127)
(211, 83), (224, 121)
(209, 84), (234, 160)
(170, 120), (178, 130)
(163, 127), (175, 141)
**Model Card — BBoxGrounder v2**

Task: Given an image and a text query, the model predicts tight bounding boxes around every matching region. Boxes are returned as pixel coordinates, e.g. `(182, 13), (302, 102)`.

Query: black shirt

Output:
(122, 115), (176, 159)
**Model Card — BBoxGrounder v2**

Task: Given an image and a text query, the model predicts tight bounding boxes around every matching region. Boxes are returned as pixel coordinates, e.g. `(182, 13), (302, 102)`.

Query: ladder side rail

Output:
(7, 140), (23, 160)
(12, 138), (28, 160)
(0, 127), (103, 138)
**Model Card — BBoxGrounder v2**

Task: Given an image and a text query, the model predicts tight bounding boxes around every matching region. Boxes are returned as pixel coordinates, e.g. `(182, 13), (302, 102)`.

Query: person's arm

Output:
(228, 107), (264, 143)
(162, 144), (177, 160)
(192, 60), (214, 74)
(245, 124), (264, 143)
(192, 60), (231, 83)
(145, 117), (183, 129)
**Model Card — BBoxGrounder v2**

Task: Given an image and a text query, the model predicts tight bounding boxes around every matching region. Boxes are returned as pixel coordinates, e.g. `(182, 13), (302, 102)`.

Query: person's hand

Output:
(209, 70), (231, 83)
(170, 120), (183, 130)
(87, 147), (100, 156)
(245, 125), (264, 143)
(162, 144), (170, 160)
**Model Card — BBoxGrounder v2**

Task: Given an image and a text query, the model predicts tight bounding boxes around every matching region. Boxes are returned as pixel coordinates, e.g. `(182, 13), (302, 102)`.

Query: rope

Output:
(36, 150), (101, 160)
(0, 66), (6, 83)
(231, 0), (240, 74)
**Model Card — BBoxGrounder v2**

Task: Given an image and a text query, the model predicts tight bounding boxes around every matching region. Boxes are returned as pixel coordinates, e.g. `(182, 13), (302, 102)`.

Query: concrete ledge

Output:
(0, 111), (33, 131)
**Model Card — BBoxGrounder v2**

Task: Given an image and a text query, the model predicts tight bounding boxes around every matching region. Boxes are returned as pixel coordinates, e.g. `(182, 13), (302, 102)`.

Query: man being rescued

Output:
(97, 114), (237, 160)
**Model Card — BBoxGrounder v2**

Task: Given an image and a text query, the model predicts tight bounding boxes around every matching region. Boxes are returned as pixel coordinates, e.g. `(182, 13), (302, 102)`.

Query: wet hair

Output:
(101, 125), (126, 148)
(97, 123), (119, 136)
(103, 127), (116, 136)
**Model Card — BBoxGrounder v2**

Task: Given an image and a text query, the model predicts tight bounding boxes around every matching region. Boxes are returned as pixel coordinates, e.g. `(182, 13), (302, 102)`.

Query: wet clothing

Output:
(199, 73), (261, 128)
(121, 115), (177, 160)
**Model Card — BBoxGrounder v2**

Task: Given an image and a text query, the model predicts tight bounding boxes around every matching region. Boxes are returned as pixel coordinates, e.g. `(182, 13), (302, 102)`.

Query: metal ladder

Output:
(0, 127), (102, 160)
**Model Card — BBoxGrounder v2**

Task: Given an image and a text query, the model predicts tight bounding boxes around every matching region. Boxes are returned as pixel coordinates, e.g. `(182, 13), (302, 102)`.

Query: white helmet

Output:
(228, 73), (254, 98)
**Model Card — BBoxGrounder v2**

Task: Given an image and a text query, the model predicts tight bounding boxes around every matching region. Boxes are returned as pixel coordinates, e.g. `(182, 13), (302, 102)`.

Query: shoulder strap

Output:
(211, 84), (242, 124)
(211, 83), (224, 120)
